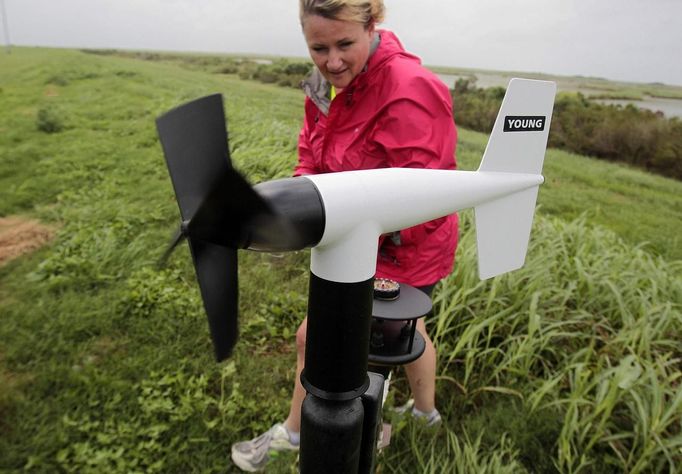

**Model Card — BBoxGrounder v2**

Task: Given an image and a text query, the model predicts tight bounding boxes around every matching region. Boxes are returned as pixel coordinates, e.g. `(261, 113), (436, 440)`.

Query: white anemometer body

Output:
(304, 78), (557, 283)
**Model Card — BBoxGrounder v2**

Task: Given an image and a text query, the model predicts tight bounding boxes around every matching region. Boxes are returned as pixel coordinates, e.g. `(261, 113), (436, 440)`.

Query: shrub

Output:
(36, 105), (65, 133)
(238, 60), (312, 90)
(284, 62), (313, 76)
(218, 63), (239, 74)
(253, 65), (279, 84)
(237, 62), (258, 80)
(45, 74), (70, 86)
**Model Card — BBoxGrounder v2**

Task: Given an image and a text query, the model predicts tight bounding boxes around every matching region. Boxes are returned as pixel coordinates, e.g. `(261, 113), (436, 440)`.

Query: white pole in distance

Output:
(0, 0), (10, 54)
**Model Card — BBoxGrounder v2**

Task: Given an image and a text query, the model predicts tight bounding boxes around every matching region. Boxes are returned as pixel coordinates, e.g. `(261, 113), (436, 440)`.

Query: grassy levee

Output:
(0, 47), (680, 473)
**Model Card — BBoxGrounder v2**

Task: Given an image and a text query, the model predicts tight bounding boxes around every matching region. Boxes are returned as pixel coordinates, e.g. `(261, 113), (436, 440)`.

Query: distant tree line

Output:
(83, 49), (313, 89)
(83, 50), (681, 180)
(452, 78), (682, 180)
(235, 60), (312, 89)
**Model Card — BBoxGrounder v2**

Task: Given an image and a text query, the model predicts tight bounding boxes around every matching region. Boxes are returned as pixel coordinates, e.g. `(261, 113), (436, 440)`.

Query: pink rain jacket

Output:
(295, 30), (458, 287)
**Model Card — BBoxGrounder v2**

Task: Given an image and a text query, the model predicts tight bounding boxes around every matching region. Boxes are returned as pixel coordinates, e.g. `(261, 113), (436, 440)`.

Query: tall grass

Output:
(381, 426), (527, 473)
(424, 212), (681, 473)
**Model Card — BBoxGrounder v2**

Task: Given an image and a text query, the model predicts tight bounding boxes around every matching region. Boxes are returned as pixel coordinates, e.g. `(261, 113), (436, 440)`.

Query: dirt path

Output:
(0, 216), (55, 267)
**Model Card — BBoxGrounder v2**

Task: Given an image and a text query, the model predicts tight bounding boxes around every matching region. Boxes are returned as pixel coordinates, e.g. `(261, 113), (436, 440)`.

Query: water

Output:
(595, 98), (682, 119)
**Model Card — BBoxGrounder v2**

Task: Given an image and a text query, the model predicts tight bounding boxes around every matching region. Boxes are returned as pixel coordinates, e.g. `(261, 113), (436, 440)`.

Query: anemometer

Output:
(155, 78), (556, 473)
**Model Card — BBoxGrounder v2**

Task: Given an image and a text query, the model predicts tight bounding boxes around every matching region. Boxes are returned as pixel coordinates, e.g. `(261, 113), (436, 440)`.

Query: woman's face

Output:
(302, 14), (375, 90)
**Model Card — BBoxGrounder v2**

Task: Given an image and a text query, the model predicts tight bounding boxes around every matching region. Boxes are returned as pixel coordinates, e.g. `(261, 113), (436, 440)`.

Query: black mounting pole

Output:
(299, 273), (378, 473)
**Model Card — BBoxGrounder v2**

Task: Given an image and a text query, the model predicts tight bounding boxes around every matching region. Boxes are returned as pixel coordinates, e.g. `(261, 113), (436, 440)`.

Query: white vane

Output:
(304, 78), (557, 282)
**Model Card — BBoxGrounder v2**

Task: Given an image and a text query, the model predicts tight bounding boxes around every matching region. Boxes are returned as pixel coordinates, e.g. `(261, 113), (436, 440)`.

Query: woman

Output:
(232, 1), (458, 471)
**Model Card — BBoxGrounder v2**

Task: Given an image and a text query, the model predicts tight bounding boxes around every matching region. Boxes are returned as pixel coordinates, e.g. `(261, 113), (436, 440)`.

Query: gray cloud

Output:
(2, 0), (680, 85)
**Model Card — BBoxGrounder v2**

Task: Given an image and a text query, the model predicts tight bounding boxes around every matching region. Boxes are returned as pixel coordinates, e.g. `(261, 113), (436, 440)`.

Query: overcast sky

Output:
(2, 0), (681, 86)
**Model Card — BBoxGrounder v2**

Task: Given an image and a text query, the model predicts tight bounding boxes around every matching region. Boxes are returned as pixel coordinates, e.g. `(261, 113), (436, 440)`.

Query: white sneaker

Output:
(394, 398), (415, 415)
(394, 399), (442, 427)
(231, 423), (299, 472)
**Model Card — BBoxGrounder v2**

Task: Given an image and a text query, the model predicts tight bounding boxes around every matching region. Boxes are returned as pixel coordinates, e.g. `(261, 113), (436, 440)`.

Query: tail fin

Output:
(475, 79), (557, 279)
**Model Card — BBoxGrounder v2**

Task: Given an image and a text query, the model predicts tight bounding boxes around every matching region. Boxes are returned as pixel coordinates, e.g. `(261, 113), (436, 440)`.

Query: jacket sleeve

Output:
(294, 98), (319, 177)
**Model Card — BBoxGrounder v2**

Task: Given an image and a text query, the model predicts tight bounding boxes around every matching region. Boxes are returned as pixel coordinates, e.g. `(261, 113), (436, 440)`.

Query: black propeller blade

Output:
(155, 94), (273, 361)
(189, 238), (239, 361)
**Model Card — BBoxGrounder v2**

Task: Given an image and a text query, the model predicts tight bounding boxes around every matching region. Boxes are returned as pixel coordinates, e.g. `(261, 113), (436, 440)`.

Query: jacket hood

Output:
(301, 29), (420, 114)
(363, 30), (422, 82)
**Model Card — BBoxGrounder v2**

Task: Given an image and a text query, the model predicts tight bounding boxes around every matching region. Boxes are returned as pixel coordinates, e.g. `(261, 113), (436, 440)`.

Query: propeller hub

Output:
(180, 219), (190, 236)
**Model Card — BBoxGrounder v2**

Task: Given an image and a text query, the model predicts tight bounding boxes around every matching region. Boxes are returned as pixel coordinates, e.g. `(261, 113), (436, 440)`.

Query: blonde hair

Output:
(299, 0), (385, 27)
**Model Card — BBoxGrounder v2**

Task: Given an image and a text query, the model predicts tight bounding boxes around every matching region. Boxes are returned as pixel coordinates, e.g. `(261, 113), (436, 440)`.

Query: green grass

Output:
(0, 47), (680, 473)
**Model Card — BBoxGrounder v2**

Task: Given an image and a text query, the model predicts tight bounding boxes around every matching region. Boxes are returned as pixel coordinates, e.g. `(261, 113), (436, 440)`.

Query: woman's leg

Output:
(284, 317), (308, 433)
(403, 318), (437, 412)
